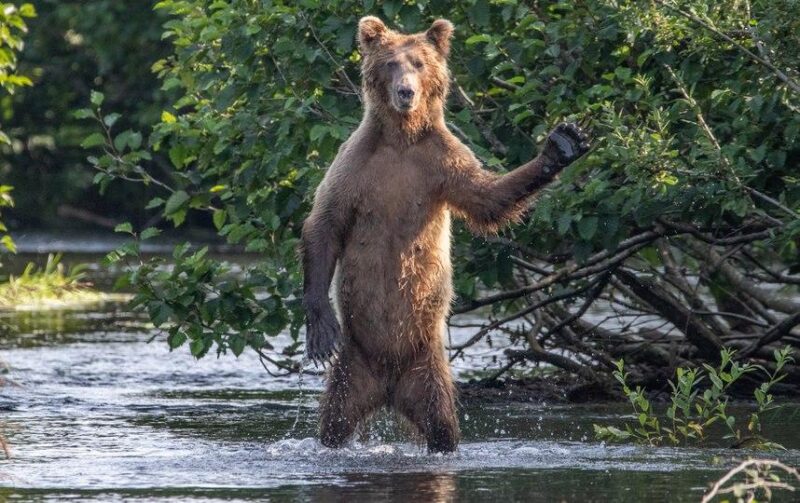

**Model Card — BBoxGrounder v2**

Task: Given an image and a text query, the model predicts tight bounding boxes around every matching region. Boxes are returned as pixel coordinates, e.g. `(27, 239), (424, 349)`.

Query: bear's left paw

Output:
(305, 303), (342, 363)
(541, 122), (591, 169)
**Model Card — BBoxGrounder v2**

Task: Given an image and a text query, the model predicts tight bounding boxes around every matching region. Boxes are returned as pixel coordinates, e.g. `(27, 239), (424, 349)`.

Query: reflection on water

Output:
(1, 301), (799, 501)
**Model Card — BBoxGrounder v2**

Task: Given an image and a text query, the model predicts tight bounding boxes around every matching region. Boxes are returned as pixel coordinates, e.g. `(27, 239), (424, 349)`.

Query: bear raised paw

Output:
(301, 16), (590, 453)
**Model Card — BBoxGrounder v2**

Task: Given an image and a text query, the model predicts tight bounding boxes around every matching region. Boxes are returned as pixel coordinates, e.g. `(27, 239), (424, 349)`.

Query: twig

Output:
(615, 268), (723, 358)
(453, 229), (661, 314)
(299, 12), (361, 101)
(490, 77), (520, 92)
(452, 81), (509, 156)
(701, 459), (800, 503)
(744, 186), (800, 221)
(655, 0), (800, 94)
(448, 280), (598, 359)
(540, 270), (613, 341)
(684, 237), (800, 315)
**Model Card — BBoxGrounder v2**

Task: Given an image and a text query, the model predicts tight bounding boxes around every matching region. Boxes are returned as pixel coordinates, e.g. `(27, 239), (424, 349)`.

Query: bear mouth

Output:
(393, 100), (415, 113)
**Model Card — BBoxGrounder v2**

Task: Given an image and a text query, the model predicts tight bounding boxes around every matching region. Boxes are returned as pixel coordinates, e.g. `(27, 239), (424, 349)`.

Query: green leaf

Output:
(114, 130), (132, 151)
(164, 190), (190, 215)
(212, 209), (226, 230)
(230, 335), (246, 356)
(557, 213), (572, 235)
(145, 197), (165, 209)
(19, 3), (36, 17)
(1, 235), (16, 253)
(168, 331), (187, 349)
(169, 145), (189, 169)
(169, 208), (187, 227)
(81, 133), (106, 148)
(73, 108), (94, 119)
(140, 227), (161, 240)
(465, 34), (492, 46)
(189, 338), (205, 356)
(309, 124), (327, 142)
(470, 0), (490, 27)
(114, 222), (133, 234)
(151, 302), (173, 326)
(577, 216), (599, 240)
(128, 131), (143, 150)
(90, 90), (105, 106)
(104, 113), (121, 127)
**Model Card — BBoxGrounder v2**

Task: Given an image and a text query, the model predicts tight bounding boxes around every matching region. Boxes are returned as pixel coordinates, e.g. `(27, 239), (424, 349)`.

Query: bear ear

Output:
(426, 19), (454, 56)
(358, 16), (388, 52)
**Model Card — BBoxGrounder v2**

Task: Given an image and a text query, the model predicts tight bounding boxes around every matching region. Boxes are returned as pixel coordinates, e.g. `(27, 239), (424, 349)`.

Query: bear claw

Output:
(305, 304), (342, 362)
(543, 122), (591, 168)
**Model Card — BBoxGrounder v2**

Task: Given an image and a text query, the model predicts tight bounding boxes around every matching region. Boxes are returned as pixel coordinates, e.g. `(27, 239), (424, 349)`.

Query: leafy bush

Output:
(0, 2), (35, 254)
(2, 1), (170, 227)
(77, 1), (799, 380)
(594, 347), (795, 448)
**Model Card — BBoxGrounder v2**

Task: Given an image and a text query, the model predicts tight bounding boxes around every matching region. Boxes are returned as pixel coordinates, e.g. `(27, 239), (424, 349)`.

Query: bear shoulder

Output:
(429, 128), (481, 174)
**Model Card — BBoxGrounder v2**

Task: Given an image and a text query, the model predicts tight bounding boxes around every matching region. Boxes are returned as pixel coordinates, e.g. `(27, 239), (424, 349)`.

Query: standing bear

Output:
(301, 16), (589, 453)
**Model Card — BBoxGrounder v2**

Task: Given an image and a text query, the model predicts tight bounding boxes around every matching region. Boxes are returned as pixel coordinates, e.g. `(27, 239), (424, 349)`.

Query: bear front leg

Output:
(319, 348), (385, 448)
(393, 352), (460, 453)
(443, 122), (591, 235)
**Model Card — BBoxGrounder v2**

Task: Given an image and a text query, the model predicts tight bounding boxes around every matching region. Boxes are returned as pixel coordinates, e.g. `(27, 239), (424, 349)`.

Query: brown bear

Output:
(301, 16), (589, 453)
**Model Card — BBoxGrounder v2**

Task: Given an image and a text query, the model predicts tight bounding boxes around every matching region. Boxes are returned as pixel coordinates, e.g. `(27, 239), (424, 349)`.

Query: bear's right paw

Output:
(305, 304), (342, 363)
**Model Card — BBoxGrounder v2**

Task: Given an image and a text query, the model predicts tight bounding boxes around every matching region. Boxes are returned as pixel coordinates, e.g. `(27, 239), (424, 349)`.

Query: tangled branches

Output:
(450, 218), (800, 389)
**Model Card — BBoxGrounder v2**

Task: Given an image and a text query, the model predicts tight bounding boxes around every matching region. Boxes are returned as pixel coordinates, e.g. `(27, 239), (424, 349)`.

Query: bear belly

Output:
(334, 210), (452, 363)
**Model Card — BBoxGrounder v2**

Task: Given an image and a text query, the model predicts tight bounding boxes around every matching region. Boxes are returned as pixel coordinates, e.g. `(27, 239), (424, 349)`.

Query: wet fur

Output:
(301, 17), (567, 453)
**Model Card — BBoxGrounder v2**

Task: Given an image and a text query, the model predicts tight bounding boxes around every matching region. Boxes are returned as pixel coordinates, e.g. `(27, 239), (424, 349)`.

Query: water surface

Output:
(1, 251), (799, 501)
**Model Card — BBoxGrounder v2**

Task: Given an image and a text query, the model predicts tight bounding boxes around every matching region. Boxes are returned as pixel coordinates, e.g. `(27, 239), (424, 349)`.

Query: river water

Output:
(0, 248), (798, 502)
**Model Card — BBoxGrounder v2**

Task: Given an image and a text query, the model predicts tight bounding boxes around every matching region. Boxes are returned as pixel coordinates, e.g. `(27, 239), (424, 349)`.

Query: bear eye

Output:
(413, 60), (424, 70)
(386, 61), (398, 69)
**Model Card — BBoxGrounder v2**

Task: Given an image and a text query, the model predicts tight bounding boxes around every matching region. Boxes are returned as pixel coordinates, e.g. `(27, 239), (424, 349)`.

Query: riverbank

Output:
(0, 254), (129, 311)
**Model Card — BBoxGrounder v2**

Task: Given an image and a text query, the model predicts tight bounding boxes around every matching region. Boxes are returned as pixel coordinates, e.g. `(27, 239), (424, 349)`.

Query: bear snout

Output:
(393, 85), (419, 112)
(397, 86), (415, 101)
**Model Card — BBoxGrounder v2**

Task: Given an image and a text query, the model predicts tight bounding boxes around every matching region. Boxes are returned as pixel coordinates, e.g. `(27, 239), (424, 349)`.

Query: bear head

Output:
(358, 16), (453, 136)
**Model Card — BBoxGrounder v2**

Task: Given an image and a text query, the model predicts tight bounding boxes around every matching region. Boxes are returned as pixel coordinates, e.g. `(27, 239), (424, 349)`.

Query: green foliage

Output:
(0, 2), (34, 257)
(104, 224), (301, 365)
(0, 184), (14, 255)
(2, 1), (170, 226)
(0, 2), (34, 100)
(76, 1), (800, 363)
(594, 347), (795, 448)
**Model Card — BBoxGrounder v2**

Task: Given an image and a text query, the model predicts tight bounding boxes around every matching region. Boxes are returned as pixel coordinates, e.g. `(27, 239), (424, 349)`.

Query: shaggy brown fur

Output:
(301, 16), (589, 453)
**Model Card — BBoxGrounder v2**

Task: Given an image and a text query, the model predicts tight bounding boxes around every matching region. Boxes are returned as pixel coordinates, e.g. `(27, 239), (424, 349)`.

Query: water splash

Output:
(283, 357), (308, 440)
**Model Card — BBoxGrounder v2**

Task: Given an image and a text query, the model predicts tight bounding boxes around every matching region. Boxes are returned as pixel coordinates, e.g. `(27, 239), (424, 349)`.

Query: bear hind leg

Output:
(393, 354), (460, 453)
(319, 348), (385, 448)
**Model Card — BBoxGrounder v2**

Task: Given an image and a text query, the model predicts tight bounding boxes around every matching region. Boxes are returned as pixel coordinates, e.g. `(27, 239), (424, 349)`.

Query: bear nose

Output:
(397, 87), (415, 101)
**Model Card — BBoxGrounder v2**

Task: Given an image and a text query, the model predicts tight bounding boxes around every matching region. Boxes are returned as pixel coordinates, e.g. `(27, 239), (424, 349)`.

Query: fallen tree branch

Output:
(741, 311), (800, 358)
(615, 268), (723, 359)
(685, 238), (800, 315)
(453, 229), (661, 314)
(448, 279), (599, 359)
